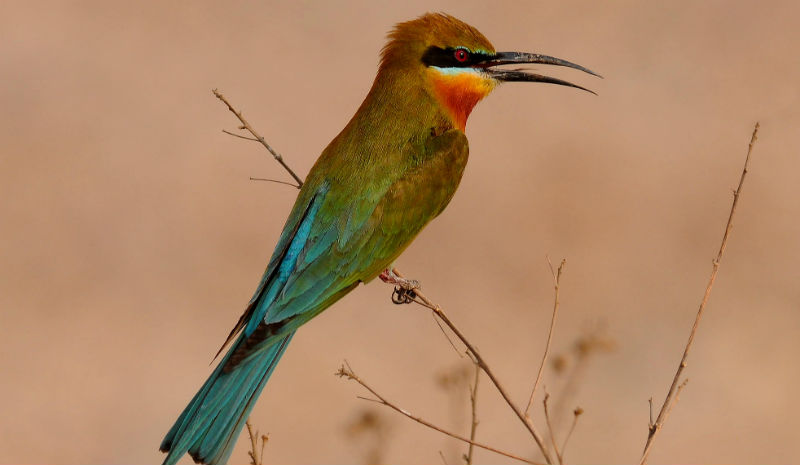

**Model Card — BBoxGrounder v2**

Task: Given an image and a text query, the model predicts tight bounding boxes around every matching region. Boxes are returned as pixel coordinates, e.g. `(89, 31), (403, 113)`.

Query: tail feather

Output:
(196, 360), (274, 465)
(195, 358), (263, 458)
(160, 333), (294, 465)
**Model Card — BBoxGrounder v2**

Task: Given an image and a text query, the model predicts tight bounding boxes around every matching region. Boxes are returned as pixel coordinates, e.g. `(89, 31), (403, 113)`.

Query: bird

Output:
(160, 12), (598, 465)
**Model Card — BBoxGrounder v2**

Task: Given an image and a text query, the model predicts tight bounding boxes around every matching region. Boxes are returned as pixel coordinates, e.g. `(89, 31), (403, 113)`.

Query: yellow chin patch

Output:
(429, 68), (497, 131)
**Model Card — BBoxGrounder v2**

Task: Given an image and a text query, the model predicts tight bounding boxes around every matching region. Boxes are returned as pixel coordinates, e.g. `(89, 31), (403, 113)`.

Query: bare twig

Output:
(526, 258), (566, 416)
(337, 363), (545, 465)
(212, 88), (304, 188)
(639, 122), (760, 464)
(246, 420), (258, 465)
(355, 395), (384, 405)
(391, 268), (554, 464)
(245, 420), (268, 465)
(222, 129), (259, 142)
(465, 362), (480, 465)
(433, 312), (464, 358)
(249, 177), (304, 188)
(543, 393), (563, 465)
(560, 407), (583, 463)
(261, 437), (268, 465)
(662, 379), (689, 426)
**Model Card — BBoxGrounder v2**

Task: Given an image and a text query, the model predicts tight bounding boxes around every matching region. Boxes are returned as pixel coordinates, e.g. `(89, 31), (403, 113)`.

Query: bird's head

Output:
(379, 13), (600, 131)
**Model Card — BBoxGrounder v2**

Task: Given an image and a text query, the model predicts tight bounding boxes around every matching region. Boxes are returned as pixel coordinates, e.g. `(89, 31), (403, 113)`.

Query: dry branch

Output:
(560, 407), (583, 464)
(526, 258), (566, 416)
(542, 393), (564, 465)
(465, 362), (480, 465)
(213, 89), (304, 188)
(391, 268), (554, 464)
(245, 420), (269, 465)
(248, 176), (303, 188)
(337, 363), (545, 465)
(639, 122), (760, 464)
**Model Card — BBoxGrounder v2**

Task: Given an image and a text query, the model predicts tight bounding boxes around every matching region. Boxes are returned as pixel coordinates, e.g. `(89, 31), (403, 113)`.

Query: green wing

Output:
(268, 129), (469, 322)
(223, 129), (469, 365)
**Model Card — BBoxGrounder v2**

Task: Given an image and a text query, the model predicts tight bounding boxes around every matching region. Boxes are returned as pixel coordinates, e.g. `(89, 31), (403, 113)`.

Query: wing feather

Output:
(218, 128), (469, 357)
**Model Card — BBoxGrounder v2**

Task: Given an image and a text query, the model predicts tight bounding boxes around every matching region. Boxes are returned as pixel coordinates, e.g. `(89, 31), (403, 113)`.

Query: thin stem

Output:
(526, 258), (566, 416)
(432, 312), (464, 358)
(639, 122), (760, 464)
(560, 407), (583, 464)
(249, 177), (304, 188)
(543, 393), (564, 465)
(260, 433), (269, 465)
(245, 420), (261, 465)
(662, 379), (689, 427)
(222, 129), (259, 142)
(337, 364), (545, 465)
(392, 268), (554, 464)
(213, 88), (304, 188)
(246, 420), (256, 465)
(466, 362), (480, 465)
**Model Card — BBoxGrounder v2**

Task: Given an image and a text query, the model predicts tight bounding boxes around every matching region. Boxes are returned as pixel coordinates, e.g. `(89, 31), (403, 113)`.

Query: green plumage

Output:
(160, 13), (496, 465)
(161, 10), (598, 464)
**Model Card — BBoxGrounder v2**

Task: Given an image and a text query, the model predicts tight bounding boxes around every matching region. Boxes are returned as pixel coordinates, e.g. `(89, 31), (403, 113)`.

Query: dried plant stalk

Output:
(639, 122), (760, 464)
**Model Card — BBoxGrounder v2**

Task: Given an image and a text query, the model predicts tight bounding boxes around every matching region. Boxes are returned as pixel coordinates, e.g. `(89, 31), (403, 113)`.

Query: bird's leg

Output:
(380, 268), (421, 305)
(379, 268), (421, 290)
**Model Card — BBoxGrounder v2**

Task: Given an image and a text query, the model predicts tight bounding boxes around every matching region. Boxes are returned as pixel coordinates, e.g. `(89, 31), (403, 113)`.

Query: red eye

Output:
(454, 49), (468, 62)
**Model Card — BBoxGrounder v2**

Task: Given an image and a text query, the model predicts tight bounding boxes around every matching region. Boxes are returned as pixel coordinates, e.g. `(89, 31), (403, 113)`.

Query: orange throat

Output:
(430, 70), (496, 131)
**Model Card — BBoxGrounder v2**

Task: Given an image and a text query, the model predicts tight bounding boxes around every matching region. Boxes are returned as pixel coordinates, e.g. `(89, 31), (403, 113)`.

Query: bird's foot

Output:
(379, 268), (421, 305)
(379, 268), (421, 290)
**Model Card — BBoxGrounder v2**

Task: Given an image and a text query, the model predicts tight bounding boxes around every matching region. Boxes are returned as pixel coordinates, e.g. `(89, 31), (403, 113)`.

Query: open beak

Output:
(479, 52), (602, 95)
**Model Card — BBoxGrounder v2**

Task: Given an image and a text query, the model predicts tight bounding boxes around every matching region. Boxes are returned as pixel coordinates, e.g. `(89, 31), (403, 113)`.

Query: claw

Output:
(391, 287), (417, 305)
(380, 268), (421, 305)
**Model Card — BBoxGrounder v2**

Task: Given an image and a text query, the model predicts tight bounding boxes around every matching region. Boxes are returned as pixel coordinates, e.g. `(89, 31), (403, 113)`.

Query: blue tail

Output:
(160, 332), (294, 465)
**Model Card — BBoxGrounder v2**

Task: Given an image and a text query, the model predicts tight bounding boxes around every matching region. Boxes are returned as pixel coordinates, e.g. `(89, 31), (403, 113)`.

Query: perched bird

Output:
(160, 12), (598, 465)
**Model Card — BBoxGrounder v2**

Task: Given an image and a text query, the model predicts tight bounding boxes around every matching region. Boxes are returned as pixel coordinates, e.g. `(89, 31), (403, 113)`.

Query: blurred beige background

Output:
(2, 1), (799, 464)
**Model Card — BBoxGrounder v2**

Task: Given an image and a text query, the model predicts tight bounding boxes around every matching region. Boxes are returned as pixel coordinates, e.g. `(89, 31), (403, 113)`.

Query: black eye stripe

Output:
(421, 46), (492, 68)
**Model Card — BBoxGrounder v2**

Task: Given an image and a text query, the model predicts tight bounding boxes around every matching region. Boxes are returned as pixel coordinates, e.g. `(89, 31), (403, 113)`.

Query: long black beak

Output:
(480, 51), (601, 95)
